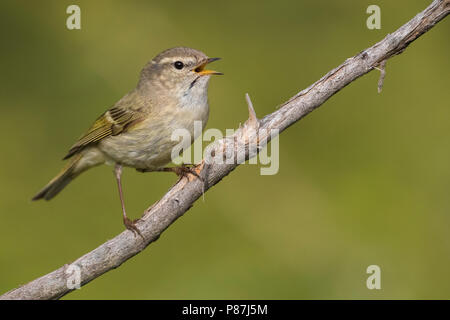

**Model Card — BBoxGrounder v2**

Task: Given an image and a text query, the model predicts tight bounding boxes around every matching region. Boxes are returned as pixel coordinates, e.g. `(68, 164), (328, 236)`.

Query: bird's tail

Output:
(32, 154), (84, 201)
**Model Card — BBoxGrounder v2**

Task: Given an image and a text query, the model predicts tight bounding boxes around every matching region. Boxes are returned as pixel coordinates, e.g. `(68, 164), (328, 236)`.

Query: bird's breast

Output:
(99, 99), (209, 170)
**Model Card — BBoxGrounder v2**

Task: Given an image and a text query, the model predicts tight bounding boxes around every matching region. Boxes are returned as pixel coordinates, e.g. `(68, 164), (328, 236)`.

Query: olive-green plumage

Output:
(32, 47), (222, 234)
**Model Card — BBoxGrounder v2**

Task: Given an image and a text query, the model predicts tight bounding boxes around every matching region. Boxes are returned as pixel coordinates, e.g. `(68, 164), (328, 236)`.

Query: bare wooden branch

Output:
(2, 0), (448, 300)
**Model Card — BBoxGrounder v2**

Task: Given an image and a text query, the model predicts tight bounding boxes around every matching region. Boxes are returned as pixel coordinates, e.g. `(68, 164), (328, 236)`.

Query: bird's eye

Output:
(174, 61), (184, 70)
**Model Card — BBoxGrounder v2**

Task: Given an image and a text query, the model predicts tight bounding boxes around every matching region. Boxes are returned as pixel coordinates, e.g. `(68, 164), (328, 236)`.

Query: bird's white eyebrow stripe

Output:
(158, 57), (198, 65)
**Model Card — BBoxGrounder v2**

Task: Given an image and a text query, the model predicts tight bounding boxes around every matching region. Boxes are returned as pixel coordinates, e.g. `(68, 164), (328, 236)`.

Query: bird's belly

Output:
(99, 108), (208, 170)
(102, 134), (177, 169)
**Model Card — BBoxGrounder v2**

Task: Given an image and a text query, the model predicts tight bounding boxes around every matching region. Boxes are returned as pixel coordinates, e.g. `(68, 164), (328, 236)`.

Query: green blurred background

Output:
(0, 0), (449, 299)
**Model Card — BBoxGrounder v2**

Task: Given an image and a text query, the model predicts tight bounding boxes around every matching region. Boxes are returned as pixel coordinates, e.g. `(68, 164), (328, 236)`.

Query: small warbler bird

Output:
(32, 47), (222, 236)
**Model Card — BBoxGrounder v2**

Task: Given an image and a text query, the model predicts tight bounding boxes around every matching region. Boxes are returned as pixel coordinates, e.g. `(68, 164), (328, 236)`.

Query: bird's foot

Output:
(123, 216), (144, 240)
(162, 163), (203, 181)
(139, 164), (203, 181)
(139, 163), (205, 199)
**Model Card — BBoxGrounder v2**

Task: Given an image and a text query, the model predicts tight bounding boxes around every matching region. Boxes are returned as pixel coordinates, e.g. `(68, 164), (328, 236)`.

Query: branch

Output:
(2, 0), (448, 300)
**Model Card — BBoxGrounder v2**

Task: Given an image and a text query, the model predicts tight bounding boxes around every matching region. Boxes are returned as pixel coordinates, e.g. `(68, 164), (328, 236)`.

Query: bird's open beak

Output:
(194, 57), (223, 76)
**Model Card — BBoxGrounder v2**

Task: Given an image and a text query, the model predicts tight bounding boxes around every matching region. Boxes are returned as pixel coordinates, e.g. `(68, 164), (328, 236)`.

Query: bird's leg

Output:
(159, 164), (202, 180)
(138, 163), (202, 181)
(138, 163), (206, 201)
(114, 164), (143, 239)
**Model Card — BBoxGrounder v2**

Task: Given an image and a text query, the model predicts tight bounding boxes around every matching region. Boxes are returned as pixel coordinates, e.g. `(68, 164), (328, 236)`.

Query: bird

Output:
(32, 47), (222, 237)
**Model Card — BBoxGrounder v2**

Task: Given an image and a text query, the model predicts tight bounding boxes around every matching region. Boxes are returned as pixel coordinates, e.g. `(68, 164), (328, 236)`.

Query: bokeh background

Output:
(0, 0), (449, 299)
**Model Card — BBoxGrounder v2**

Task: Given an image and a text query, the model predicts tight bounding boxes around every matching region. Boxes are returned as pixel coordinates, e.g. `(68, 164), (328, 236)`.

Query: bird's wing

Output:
(63, 105), (144, 160)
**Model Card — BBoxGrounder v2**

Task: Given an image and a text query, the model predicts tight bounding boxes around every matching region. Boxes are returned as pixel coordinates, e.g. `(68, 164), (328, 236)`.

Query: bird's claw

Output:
(123, 217), (144, 240)
(172, 163), (203, 181)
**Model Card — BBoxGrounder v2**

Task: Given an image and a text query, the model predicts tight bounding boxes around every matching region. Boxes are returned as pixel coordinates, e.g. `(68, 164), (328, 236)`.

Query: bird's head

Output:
(138, 47), (222, 98)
